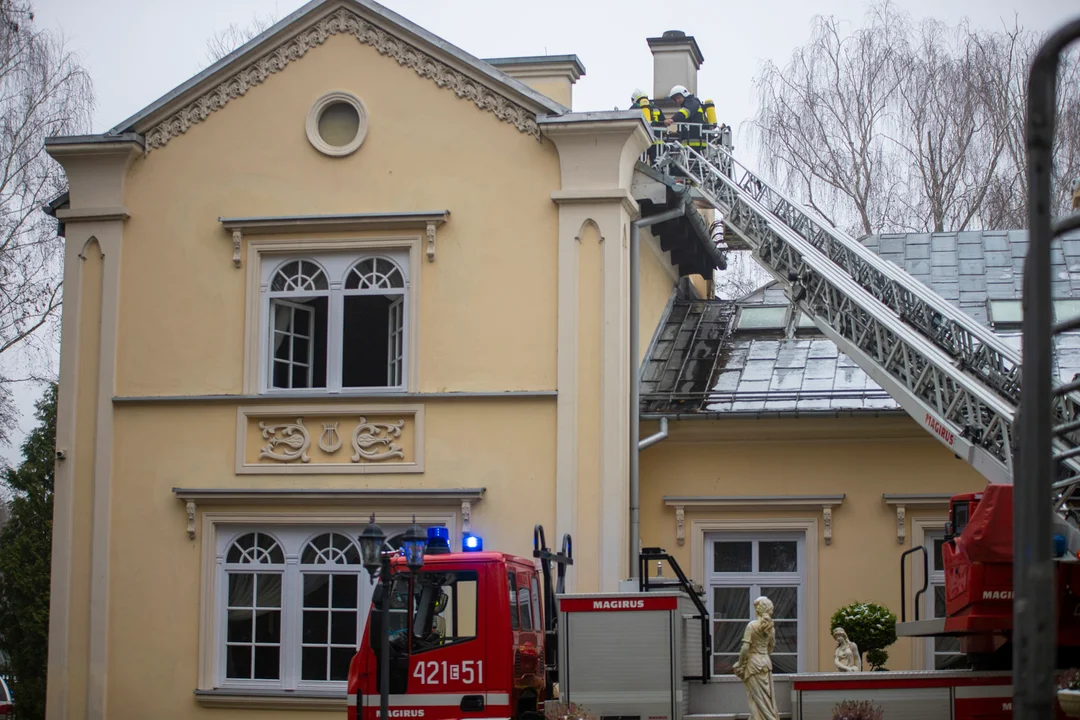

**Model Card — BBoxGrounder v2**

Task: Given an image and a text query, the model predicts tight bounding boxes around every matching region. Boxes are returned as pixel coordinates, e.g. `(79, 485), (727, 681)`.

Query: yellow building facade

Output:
(42, 1), (995, 719)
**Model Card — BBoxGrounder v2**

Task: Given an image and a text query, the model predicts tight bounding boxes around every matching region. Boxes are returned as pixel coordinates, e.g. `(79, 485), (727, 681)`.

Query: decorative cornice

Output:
(665, 495), (845, 546)
(144, 7), (541, 151)
(173, 487), (485, 505)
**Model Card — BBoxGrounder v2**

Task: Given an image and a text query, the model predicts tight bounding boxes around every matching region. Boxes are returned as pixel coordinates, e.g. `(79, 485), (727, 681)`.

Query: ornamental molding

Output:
(665, 494), (845, 546)
(143, 7), (541, 151)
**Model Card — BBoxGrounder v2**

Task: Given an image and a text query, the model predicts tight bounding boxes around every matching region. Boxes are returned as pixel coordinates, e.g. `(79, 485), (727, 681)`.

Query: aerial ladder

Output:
(642, 128), (1080, 509)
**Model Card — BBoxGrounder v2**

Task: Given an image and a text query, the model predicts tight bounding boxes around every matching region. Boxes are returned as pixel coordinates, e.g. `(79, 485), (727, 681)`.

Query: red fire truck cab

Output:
(347, 527), (571, 720)
(899, 483), (1080, 670)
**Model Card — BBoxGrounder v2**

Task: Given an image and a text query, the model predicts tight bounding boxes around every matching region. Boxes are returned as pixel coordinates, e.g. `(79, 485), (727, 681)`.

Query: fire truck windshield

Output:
(373, 570), (479, 660)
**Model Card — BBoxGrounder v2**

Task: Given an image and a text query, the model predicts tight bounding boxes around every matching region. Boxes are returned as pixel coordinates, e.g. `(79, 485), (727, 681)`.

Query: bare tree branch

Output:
(203, 12), (278, 66)
(0, 1), (92, 443)
(749, 1), (1080, 236)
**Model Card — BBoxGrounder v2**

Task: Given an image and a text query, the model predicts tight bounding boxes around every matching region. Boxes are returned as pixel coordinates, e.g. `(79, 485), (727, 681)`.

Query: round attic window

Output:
(306, 91), (368, 157)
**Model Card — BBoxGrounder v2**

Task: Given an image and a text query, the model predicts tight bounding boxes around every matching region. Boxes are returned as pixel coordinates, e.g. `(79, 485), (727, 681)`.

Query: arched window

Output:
(224, 532), (285, 681)
(299, 533), (364, 682)
(267, 260), (330, 390)
(260, 252), (409, 392)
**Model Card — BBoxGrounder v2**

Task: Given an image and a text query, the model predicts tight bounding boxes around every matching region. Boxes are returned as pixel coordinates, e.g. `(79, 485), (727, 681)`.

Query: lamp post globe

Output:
(358, 513), (387, 579)
(401, 515), (429, 572)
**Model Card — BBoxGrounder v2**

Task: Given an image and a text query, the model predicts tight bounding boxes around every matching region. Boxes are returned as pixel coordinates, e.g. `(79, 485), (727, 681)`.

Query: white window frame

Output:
(922, 527), (968, 671)
(257, 250), (411, 395)
(200, 512), (456, 696)
(704, 531), (807, 676)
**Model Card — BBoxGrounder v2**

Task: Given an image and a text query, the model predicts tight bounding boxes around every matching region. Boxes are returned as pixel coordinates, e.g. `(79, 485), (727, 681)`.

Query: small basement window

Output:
(736, 306), (788, 330)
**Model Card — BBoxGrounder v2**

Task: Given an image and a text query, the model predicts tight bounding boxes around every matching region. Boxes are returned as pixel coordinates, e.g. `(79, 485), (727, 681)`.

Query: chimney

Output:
(647, 30), (704, 101)
(484, 55), (586, 110)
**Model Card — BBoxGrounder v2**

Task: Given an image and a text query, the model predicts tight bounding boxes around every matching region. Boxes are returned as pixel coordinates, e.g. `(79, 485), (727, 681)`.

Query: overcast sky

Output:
(0, 0), (1075, 464)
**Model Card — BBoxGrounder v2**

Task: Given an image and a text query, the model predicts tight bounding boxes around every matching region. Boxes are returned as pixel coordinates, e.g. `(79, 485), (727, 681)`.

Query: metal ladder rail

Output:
(682, 141), (1080, 463)
(659, 144), (1080, 485)
(655, 141), (1080, 488)
(668, 141), (1029, 408)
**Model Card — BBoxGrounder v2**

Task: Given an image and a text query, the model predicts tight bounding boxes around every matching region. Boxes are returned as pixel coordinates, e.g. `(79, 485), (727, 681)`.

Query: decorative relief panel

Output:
(237, 405), (424, 474)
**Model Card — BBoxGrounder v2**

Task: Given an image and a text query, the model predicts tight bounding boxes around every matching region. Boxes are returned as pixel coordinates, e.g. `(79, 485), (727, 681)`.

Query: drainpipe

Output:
(639, 416), (669, 451)
(630, 199), (690, 581)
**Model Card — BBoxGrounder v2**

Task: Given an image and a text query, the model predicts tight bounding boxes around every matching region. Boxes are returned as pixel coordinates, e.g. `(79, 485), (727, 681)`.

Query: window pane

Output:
(304, 574), (330, 608)
(302, 646), (327, 681)
(933, 538), (945, 572)
(331, 610), (357, 644)
(738, 306), (787, 329)
(934, 584), (946, 618)
(332, 575), (358, 609)
(774, 621), (798, 653)
(508, 572), (520, 631)
(228, 573), (255, 606)
(713, 587), (750, 619)
(226, 645), (252, 679)
(518, 584), (534, 631)
(713, 621), (746, 653)
(772, 653), (798, 674)
(1056, 300), (1080, 322)
(990, 299), (1022, 324)
(227, 609), (252, 643)
(759, 542), (798, 572)
(256, 574), (281, 608)
(303, 610), (328, 644)
(530, 577), (543, 634)
(331, 648), (354, 680)
(760, 586), (797, 619)
(254, 609), (281, 643)
(797, 311), (818, 329)
(253, 645), (280, 680)
(713, 654), (740, 675)
(714, 542), (752, 572)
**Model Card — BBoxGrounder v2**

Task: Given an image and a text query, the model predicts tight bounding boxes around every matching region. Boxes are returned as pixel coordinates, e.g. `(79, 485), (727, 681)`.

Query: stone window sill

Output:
(193, 688), (345, 711)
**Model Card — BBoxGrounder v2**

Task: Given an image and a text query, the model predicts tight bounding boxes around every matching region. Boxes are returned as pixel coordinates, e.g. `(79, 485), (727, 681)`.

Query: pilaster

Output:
(44, 135), (142, 720)
(540, 113), (650, 592)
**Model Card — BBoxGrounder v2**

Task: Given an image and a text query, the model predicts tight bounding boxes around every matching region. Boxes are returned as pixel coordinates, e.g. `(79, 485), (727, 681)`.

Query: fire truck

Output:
(347, 525), (710, 720)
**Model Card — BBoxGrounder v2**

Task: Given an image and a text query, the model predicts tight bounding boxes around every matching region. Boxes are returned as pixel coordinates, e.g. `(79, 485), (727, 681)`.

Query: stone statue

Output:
(833, 627), (862, 672)
(732, 596), (780, 720)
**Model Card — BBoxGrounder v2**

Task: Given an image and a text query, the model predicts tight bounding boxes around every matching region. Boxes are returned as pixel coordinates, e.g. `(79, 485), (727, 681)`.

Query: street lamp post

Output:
(359, 514), (428, 720)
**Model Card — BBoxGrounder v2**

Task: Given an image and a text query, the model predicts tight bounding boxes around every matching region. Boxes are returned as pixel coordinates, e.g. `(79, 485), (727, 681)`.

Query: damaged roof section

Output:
(640, 229), (1080, 418)
(634, 161), (727, 277)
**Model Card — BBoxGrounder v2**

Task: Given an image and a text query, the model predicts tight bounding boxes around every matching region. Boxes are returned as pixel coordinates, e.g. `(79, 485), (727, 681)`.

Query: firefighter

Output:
(663, 84), (707, 151)
(632, 89), (666, 162)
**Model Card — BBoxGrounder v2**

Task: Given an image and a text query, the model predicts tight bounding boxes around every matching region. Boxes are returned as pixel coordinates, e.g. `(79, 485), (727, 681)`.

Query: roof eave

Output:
(107, 0), (566, 137)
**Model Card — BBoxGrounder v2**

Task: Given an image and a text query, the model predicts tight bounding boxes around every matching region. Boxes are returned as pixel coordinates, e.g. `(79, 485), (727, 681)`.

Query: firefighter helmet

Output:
(668, 84), (690, 99)
(631, 88), (647, 103)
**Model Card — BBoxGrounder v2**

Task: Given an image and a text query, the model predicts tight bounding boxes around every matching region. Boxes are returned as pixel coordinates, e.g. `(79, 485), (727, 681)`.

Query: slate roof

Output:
(640, 229), (1080, 416)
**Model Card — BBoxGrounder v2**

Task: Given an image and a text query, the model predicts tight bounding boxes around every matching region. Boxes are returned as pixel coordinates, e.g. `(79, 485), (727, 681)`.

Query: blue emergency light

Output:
(425, 526), (451, 555)
(462, 533), (483, 552)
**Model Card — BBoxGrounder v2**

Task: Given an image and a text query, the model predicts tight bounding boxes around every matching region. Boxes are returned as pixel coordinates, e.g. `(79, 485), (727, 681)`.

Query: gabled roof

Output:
(96, 0), (567, 150)
(640, 229), (1080, 417)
